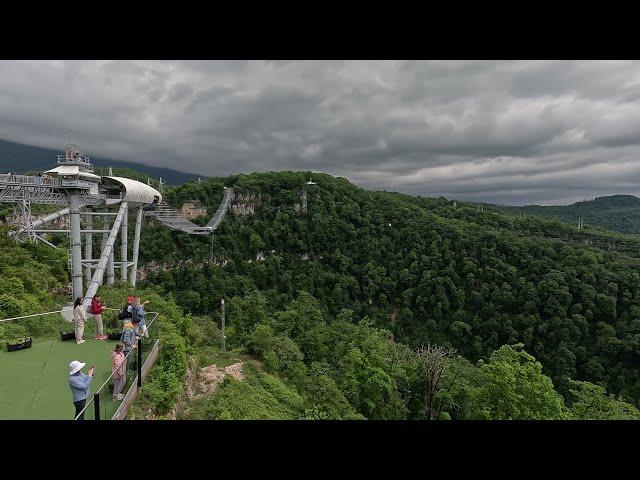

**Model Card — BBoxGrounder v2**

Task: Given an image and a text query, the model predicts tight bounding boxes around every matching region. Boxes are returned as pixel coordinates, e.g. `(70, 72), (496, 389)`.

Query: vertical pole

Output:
(107, 251), (115, 285)
(221, 298), (226, 352)
(85, 208), (93, 286)
(120, 207), (128, 282)
(107, 211), (115, 287)
(100, 215), (110, 287)
(93, 392), (100, 421)
(83, 203), (128, 307)
(137, 338), (143, 387)
(130, 207), (143, 286)
(69, 194), (83, 300)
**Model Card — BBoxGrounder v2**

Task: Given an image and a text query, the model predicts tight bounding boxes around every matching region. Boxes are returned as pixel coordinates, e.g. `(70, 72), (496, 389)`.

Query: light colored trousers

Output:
(75, 319), (85, 342)
(113, 375), (126, 397)
(93, 314), (104, 336)
(135, 321), (148, 338)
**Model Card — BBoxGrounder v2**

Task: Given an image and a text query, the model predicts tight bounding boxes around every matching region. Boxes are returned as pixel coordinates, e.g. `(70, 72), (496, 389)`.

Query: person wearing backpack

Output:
(118, 296), (133, 321)
(129, 296), (149, 339)
(90, 294), (108, 340)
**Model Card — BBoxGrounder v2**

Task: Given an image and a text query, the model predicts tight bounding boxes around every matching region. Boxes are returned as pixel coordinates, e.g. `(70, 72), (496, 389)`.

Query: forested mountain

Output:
(130, 171), (640, 418)
(0, 138), (199, 185)
(4, 169), (640, 420)
(499, 194), (640, 234)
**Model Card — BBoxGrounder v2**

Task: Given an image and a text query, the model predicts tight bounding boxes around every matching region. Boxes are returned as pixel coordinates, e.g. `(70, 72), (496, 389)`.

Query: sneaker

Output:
(76, 339), (85, 345)
(117, 394), (124, 400)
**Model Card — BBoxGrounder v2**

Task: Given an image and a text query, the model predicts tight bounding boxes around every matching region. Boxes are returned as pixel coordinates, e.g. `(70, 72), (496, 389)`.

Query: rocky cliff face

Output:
(294, 190), (308, 214)
(231, 187), (318, 217)
(180, 201), (208, 220)
(231, 192), (261, 217)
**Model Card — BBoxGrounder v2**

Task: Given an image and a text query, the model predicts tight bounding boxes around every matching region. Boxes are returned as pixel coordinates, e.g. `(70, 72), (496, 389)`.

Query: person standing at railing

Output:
(121, 319), (137, 368)
(73, 297), (87, 344)
(129, 296), (149, 339)
(69, 361), (95, 420)
(91, 294), (108, 340)
(111, 343), (126, 401)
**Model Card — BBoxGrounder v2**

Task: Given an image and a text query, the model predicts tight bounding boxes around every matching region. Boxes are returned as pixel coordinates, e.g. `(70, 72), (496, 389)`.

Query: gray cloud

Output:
(2, 60), (640, 205)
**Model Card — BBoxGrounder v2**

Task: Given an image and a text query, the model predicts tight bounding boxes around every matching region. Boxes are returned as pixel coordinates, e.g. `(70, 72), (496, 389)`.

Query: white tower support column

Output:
(130, 206), (143, 286)
(120, 207), (128, 282)
(69, 194), (84, 300)
(107, 247), (115, 285)
(83, 202), (128, 307)
(100, 214), (110, 287)
(105, 208), (116, 285)
(84, 207), (93, 285)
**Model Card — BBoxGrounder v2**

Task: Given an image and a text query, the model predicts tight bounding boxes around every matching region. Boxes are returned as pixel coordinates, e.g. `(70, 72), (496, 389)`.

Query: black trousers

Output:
(74, 399), (86, 420)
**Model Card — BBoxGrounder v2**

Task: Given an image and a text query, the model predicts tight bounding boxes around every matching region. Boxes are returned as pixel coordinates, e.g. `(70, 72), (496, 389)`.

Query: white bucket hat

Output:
(69, 360), (86, 375)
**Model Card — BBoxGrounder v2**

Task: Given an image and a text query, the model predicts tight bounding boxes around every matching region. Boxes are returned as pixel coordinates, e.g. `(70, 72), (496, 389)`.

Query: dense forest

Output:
(500, 194), (640, 234)
(4, 169), (640, 419)
(129, 171), (640, 417)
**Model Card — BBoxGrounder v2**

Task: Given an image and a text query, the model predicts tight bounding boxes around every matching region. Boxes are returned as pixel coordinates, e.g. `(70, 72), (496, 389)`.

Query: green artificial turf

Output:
(0, 323), (134, 420)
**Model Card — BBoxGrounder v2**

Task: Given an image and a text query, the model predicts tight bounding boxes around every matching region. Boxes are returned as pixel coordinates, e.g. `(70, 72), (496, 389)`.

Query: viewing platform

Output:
(0, 310), (159, 420)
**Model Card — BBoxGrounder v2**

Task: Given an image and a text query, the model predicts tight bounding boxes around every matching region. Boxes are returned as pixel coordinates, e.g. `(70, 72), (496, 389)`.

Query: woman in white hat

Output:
(69, 360), (95, 419)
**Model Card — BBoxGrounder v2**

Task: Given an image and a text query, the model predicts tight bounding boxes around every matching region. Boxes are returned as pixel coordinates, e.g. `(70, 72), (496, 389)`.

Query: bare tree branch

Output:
(416, 344), (456, 420)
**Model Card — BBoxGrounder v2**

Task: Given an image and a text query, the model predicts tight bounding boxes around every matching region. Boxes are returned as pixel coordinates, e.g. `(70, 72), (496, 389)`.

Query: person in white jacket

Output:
(73, 297), (87, 344)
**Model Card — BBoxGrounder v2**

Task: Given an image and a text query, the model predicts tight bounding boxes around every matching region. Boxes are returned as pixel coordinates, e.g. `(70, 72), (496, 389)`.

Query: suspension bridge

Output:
(0, 140), (233, 306)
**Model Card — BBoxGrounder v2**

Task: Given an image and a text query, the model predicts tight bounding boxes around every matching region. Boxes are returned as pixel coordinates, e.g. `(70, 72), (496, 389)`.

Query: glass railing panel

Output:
(139, 312), (159, 369)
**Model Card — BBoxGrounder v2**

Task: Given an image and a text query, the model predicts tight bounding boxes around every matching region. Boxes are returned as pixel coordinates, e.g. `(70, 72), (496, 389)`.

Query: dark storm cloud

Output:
(1, 60), (640, 204)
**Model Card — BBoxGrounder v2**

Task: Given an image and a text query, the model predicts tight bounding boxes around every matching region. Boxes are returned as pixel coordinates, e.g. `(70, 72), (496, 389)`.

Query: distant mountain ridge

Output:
(0, 138), (202, 185)
(498, 194), (640, 234)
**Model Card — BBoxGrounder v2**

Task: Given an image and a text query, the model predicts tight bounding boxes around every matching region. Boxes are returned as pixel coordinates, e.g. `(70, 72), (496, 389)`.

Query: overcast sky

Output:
(2, 60), (640, 205)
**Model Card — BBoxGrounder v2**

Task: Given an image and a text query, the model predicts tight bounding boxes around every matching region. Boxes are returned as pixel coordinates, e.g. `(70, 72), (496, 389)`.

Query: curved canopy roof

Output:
(44, 165), (101, 182)
(102, 176), (162, 205)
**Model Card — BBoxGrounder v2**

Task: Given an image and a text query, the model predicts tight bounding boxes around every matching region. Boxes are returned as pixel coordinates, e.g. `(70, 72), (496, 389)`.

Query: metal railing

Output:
(0, 173), (62, 187)
(74, 311), (160, 421)
(0, 309), (72, 346)
(146, 187), (233, 235)
(0, 310), (64, 323)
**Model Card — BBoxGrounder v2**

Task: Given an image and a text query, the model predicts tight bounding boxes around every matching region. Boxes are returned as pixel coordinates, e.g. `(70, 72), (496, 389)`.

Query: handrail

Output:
(0, 307), (154, 323)
(146, 187), (233, 235)
(74, 311), (159, 420)
(0, 174), (62, 187)
(0, 310), (65, 323)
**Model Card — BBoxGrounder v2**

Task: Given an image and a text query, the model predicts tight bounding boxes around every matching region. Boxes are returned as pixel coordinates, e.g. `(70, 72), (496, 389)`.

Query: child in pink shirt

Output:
(111, 343), (126, 401)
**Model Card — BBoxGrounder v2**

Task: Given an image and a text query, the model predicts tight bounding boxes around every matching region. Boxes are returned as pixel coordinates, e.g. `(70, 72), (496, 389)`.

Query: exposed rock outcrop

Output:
(180, 201), (208, 220)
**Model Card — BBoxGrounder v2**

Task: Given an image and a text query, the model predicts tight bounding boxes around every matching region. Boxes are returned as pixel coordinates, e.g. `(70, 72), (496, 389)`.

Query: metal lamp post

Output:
(221, 298), (226, 352)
